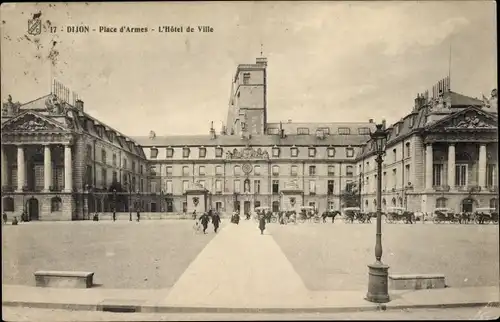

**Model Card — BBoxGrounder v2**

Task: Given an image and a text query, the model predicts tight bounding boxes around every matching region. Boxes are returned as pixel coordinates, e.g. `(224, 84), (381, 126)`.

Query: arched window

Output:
(2, 197), (14, 212)
(382, 198), (387, 210)
(436, 197), (447, 208)
(490, 198), (498, 211)
(272, 201), (280, 213)
(51, 197), (62, 212)
(391, 198), (396, 206)
(234, 165), (241, 176)
(398, 197), (403, 207)
(272, 165), (280, 176)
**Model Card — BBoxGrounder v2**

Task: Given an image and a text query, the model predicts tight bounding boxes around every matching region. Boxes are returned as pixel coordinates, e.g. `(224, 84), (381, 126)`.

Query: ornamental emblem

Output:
(193, 197), (199, 206)
(28, 12), (42, 36)
(290, 197), (296, 206)
(242, 163), (252, 174)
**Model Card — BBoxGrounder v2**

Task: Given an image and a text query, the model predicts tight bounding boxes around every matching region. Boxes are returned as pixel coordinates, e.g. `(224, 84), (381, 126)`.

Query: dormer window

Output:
(150, 147), (158, 159)
(327, 147), (336, 157)
(291, 146), (299, 157)
(358, 127), (370, 135)
(297, 128), (309, 135)
(243, 72), (250, 85)
(318, 127), (330, 135)
(409, 116), (415, 128)
(395, 124), (400, 136)
(346, 147), (354, 158)
(338, 127), (350, 135)
(166, 147), (174, 158)
(272, 146), (280, 157)
(308, 147), (316, 157)
(182, 147), (190, 158)
(199, 147), (207, 158)
(215, 146), (223, 158)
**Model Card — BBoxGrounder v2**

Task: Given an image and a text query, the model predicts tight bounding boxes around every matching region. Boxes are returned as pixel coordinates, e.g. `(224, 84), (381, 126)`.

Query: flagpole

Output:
(448, 36), (452, 91)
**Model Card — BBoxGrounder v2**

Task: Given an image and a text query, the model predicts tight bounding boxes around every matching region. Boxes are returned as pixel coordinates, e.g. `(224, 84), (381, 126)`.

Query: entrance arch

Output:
(461, 197), (476, 213)
(27, 197), (39, 220)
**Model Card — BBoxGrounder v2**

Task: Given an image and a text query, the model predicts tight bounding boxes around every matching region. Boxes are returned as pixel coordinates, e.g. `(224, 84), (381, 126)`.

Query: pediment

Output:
(427, 107), (498, 132)
(1, 111), (71, 133)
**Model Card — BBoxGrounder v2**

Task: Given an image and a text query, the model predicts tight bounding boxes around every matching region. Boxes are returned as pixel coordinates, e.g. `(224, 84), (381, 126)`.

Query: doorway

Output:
(166, 199), (173, 212)
(244, 201), (251, 215)
(27, 197), (39, 220)
(461, 198), (475, 213)
(215, 202), (222, 212)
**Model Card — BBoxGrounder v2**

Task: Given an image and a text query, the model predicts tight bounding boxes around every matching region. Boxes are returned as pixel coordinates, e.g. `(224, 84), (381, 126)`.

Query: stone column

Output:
(17, 145), (25, 192)
(425, 144), (433, 190)
(478, 144), (487, 189)
(1, 145), (7, 188)
(64, 144), (72, 193)
(447, 144), (455, 189)
(43, 144), (52, 192)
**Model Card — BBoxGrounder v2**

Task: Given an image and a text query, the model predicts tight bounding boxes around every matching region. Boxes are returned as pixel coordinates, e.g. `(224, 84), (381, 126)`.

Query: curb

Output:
(3, 300), (499, 314)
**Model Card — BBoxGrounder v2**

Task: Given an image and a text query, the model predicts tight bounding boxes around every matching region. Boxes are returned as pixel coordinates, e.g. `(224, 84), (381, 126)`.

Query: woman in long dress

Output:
(258, 213), (266, 235)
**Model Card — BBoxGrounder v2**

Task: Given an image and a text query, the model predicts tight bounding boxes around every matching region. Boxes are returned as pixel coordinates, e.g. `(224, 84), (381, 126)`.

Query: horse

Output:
(321, 210), (341, 223)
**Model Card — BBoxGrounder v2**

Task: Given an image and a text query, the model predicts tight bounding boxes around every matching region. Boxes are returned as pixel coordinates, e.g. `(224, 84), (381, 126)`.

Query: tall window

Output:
(101, 149), (107, 164)
(309, 180), (316, 194)
(455, 164), (467, 187)
(215, 165), (223, 176)
(328, 165), (335, 176)
(308, 148), (316, 157)
(392, 169), (397, 189)
(254, 165), (261, 175)
(346, 148), (354, 158)
(405, 164), (410, 184)
(436, 197), (447, 208)
(182, 166), (189, 176)
(490, 198), (498, 211)
(166, 148), (174, 158)
(215, 147), (223, 158)
(150, 148), (158, 159)
(199, 166), (206, 176)
(182, 147), (190, 158)
(112, 171), (117, 183)
(433, 164), (443, 186)
(309, 165), (316, 176)
(272, 165), (279, 176)
(327, 180), (335, 195)
(112, 154), (117, 166)
(166, 166), (173, 176)
(272, 147), (280, 157)
(101, 168), (107, 187)
(234, 180), (240, 193)
(291, 165), (298, 176)
(234, 165), (241, 176)
(383, 171), (387, 191)
(215, 180), (222, 193)
(199, 148), (206, 158)
(487, 164), (496, 187)
(182, 180), (189, 193)
(272, 180), (279, 194)
(405, 143), (411, 158)
(254, 180), (261, 194)
(272, 201), (280, 213)
(166, 180), (173, 194)
(393, 149), (397, 162)
(151, 182), (157, 193)
(327, 147), (336, 157)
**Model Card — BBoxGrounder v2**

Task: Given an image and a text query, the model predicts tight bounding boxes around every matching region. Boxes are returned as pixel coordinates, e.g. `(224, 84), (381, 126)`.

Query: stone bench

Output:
(34, 270), (94, 289)
(389, 274), (446, 290)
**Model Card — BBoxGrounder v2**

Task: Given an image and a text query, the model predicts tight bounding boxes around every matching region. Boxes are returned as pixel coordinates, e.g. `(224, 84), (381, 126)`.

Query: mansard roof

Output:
(132, 133), (371, 147)
(266, 122), (376, 135)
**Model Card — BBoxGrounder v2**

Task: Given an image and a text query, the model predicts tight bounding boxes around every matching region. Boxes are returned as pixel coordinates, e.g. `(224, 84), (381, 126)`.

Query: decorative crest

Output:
(226, 146), (269, 160)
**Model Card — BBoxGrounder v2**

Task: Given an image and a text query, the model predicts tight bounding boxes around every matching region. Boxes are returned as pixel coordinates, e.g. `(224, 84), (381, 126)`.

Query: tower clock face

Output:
(242, 163), (252, 174)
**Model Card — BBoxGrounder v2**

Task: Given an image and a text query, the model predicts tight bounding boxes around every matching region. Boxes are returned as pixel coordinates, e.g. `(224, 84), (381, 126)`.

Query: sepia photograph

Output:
(1, 1), (498, 320)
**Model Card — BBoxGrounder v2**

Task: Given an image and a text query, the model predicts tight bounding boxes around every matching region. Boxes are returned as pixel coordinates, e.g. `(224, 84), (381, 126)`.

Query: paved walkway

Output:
(162, 221), (310, 308)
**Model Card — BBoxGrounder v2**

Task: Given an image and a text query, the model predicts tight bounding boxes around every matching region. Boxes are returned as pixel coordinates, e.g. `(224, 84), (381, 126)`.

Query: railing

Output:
(2, 185), (15, 193)
(433, 185), (450, 192)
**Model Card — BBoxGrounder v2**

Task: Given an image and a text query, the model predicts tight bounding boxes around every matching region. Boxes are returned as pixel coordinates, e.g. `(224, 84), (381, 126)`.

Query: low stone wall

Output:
(95, 212), (233, 221)
(389, 274), (446, 290)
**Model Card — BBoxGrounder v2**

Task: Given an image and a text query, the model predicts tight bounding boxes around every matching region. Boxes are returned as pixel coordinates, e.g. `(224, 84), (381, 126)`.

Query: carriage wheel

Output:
(343, 217), (351, 223)
(433, 217), (441, 224)
(313, 217), (320, 224)
(474, 216), (481, 224)
(483, 217), (491, 224)
(450, 217), (459, 224)
(384, 216), (391, 224)
(271, 217), (277, 223)
(298, 218), (306, 224)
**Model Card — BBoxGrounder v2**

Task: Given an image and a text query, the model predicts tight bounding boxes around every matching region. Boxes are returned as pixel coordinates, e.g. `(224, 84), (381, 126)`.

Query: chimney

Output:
(210, 121), (216, 139)
(382, 119), (386, 129)
(369, 118), (374, 123)
(287, 119), (292, 123)
(75, 99), (84, 111)
(256, 57), (268, 67)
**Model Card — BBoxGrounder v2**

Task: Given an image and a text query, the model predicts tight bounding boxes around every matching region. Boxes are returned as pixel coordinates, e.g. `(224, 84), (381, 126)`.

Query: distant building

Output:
(1, 59), (497, 220)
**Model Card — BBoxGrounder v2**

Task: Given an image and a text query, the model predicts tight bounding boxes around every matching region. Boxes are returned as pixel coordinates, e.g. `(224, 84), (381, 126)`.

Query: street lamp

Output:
(366, 123), (390, 303)
(112, 189), (117, 221)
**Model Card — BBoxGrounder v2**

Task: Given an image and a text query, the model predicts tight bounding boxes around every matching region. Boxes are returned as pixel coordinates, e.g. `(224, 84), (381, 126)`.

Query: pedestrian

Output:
(2, 211), (7, 224)
(192, 210), (197, 220)
(212, 211), (221, 233)
(258, 213), (266, 235)
(112, 210), (116, 222)
(199, 212), (210, 234)
(12, 216), (18, 225)
(93, 212), (99, 221)
(136, 209), (140, 222)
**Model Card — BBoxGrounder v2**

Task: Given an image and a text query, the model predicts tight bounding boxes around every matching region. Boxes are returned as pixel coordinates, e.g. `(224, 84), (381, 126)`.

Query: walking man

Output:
(112, 209), (116, 222)
(258, 213), (266, 235)
(199, 212), (210, 234)
(212, 211), (221, 233)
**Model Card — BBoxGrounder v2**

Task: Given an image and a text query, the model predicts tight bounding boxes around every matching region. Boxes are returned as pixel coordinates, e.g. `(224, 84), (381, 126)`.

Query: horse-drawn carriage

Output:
(432, 208), (460, 224)
(297, 206), (321, 223)
(384, 207), (415, 224)
(342, 207), (371, 223)
(473, 207), (499, 225)
(254, 206), (276, 223)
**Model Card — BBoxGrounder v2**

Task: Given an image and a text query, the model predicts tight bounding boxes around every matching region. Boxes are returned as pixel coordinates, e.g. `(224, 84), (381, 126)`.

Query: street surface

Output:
(3, 306), (500, 321)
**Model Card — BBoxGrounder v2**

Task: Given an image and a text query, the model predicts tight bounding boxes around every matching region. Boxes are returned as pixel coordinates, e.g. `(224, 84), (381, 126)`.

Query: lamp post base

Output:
(366, 262), (390, 303)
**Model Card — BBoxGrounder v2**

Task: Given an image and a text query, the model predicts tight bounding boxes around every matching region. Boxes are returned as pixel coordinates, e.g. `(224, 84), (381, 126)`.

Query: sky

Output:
(0, 1), (497, 136)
